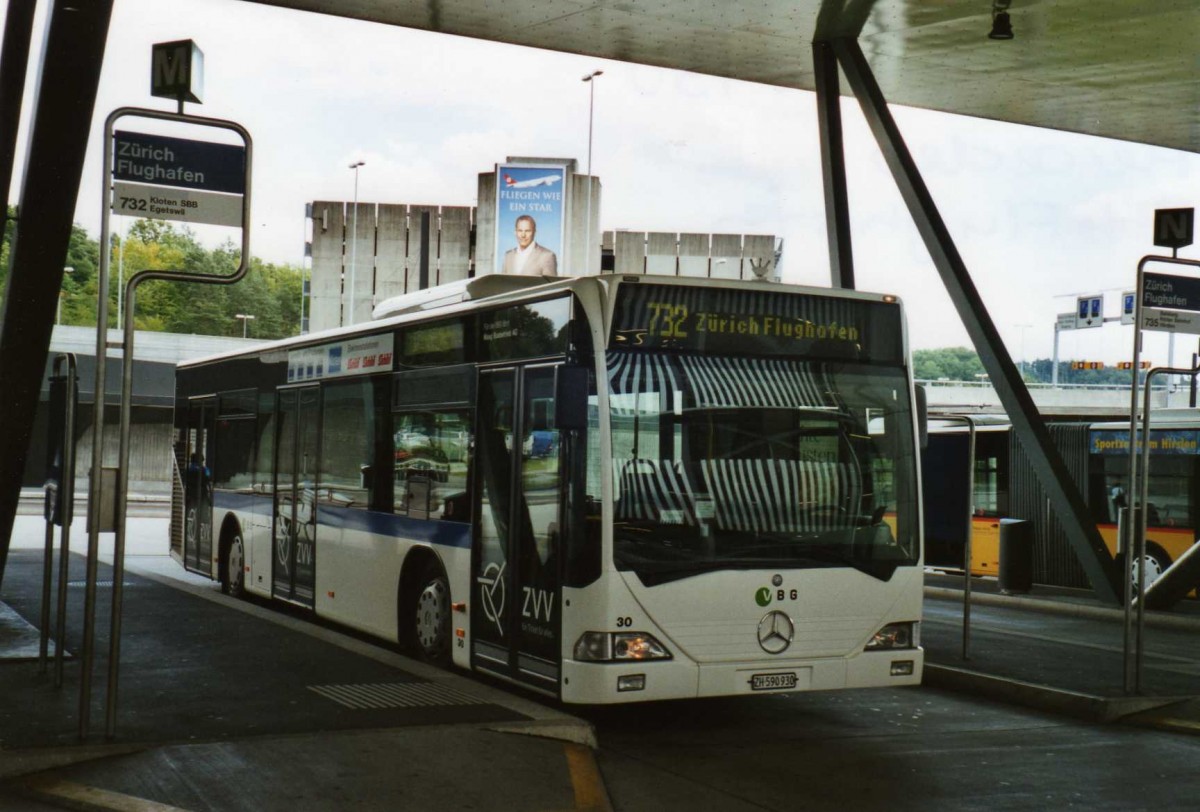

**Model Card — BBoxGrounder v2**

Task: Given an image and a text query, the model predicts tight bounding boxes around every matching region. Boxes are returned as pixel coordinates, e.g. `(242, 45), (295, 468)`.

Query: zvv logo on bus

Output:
(755, 586), (798, 607)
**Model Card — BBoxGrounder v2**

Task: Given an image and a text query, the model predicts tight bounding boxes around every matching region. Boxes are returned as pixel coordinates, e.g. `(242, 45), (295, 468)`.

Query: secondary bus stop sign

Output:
(1121, 290), (1136, 325)
(1154, 208), (1194, 250)
(111, 130), (245, 227)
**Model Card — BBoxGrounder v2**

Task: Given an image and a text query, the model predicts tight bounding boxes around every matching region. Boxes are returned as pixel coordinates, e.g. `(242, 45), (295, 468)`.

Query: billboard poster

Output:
(494, 163), (566, 276)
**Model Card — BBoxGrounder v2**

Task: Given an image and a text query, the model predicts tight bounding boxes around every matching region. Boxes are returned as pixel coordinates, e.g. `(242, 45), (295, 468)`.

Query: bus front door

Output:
(473, 366), (563, 694)
(273, 386), (319, 607)
(184, 396), (215, 576)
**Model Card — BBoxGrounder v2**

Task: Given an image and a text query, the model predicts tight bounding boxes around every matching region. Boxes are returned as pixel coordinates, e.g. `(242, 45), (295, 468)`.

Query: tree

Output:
(38, 218), (303, 338)
(913, 347), (988, 382)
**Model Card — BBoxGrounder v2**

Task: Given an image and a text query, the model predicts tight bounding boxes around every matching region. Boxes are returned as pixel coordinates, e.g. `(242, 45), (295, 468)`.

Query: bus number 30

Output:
(647, 303), (688, 338)
(616, 616), (633, 628)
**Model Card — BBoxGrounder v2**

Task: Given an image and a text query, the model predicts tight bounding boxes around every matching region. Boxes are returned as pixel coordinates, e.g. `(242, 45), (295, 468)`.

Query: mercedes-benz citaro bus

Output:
(171, 273), (924, 703)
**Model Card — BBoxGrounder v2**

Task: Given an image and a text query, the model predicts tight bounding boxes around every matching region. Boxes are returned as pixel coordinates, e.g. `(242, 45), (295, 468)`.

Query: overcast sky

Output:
(9, 0), (1200, 365)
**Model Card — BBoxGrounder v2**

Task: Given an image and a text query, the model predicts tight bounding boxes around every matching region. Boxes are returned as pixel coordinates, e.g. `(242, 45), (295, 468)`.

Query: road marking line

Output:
(20, 776), (191, 812)
(564, 742), (613, 812)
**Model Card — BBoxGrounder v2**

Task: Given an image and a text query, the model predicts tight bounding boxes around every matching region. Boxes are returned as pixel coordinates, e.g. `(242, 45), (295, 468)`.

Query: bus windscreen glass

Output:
(606, 349), (918, 585)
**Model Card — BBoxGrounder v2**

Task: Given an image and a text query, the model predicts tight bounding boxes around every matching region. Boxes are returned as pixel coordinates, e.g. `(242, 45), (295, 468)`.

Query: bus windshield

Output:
(607, 351), (918, 585)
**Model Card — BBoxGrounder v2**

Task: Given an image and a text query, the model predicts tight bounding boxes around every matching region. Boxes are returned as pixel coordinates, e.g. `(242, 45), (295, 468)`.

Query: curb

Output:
(923, 663), (1183, 724)
(924, 586), (1200, 632)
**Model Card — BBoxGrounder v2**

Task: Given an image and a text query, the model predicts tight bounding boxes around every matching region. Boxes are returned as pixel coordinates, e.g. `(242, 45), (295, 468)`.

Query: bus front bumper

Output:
(560, 648), (924, 704)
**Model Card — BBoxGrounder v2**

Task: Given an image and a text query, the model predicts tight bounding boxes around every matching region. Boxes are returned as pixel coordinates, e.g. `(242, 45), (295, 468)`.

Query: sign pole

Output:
(1124, 253), (1200, 694)
(1052, 322), (1061, 387)
(92, 105), (251, 741)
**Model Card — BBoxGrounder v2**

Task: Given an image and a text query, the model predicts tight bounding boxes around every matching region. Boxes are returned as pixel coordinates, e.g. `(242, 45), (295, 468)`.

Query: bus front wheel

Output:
(221, 531), (246, 599)
(412, 560), (451, 665)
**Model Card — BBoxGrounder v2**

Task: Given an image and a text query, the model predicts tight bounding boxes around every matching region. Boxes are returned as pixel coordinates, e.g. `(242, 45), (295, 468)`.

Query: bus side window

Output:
(320, 380), (377, 510)
(394, 409), (471, 522)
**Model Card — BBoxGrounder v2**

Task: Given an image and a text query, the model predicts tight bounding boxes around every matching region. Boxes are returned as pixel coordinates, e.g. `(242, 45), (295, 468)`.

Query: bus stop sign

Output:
(1154, 208), (1194, 250)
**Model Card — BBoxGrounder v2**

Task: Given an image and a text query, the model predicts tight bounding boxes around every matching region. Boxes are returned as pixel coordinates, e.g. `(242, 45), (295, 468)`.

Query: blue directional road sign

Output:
(1076, 294), (1103, 329)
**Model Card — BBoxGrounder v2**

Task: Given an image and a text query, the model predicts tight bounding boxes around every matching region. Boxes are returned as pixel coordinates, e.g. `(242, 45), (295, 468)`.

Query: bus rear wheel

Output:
(1132, 543), (1171, 593)
(412, 561), (451, 665)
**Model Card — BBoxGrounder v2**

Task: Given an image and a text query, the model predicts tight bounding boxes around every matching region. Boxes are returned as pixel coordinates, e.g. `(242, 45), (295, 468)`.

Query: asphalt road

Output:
(6, 510), (1200, 811)
(582, 684), (1199, 812)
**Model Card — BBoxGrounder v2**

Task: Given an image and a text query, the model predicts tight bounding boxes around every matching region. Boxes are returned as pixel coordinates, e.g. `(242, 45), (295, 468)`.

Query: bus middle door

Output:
(273, 386), (319, 607)
(184, 396), (215, 576)
(472, 365), (563, 694)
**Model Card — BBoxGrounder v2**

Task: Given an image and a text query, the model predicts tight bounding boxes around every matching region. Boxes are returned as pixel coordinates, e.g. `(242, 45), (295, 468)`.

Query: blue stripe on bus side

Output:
(211, 490), (472, 548)
(212, 490), (264, 512)
(318, 506), (473, 548)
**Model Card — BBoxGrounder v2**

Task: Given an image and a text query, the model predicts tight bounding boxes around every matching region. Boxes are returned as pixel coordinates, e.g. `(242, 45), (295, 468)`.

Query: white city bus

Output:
(172, 273), (923, 703)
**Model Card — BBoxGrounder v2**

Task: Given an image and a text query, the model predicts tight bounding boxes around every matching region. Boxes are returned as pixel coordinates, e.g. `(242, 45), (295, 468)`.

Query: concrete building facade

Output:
(305, 158), (781, 332)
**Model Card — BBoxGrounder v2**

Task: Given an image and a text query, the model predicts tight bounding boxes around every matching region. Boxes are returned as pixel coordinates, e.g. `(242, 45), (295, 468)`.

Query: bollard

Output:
(998, 518), (1034, 594)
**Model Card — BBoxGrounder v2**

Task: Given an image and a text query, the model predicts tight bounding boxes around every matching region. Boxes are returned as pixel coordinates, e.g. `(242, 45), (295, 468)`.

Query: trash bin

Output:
(998, 518), (1033, 594)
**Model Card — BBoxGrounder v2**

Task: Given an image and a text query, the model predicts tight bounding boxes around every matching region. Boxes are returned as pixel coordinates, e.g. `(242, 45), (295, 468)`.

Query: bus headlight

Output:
(574, 632), (673, 662)
(865, 622), (918, 651)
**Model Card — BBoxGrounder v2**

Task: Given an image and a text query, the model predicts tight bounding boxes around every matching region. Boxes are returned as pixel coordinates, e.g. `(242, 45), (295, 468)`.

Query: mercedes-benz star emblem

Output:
(757, 610), (794, 654)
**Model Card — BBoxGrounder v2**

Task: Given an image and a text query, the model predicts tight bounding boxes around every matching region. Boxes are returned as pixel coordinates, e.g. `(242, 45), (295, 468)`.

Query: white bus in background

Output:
(173, 273), (923, 703)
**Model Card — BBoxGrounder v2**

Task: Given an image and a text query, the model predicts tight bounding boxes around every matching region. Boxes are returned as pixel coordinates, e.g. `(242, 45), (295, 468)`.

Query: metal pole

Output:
(83, 106), (124, 741)
(38, 500), (53, 672)
(582, 70), (602, 277)
(934, 415), (977, 659)
(1136, 369), (1165, 694)
(1123, 254), (1200, 693)
(103, 107), (253, 740)
(1124, 266), (1144, 694)
(583, 70), (602, 175)
(1052, 322), (1060, 387)
(1191, 349), (1198, 408)
(116, 225), (124, 327)
(55, 353), (77, 689)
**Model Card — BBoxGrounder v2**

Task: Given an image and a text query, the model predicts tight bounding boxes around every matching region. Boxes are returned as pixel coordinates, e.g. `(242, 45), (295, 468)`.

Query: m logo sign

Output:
(1154, 207), (1194, 250)
(151, 40), (204, 104)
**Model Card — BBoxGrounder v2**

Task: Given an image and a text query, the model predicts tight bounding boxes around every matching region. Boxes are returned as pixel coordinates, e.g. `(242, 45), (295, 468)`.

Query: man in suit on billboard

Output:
(502, 215), (557, 276)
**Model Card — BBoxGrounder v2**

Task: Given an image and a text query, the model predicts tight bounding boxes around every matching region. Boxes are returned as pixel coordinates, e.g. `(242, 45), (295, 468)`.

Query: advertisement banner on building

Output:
(494, 163), (566, 276)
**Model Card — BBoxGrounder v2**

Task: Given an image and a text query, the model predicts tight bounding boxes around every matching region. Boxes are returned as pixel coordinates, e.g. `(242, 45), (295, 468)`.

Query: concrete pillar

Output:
(646, 232), (678, 276)
(308, 201), (345, 332)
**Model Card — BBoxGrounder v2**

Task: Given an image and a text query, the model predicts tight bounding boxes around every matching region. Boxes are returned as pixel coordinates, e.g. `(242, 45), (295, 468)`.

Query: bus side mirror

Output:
(555, 365), (589, 432)
(915, 384), (928, 451)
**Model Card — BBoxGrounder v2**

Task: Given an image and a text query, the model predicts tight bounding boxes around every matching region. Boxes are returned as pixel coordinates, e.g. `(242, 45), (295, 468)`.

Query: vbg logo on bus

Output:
(755, 575), (798, 607)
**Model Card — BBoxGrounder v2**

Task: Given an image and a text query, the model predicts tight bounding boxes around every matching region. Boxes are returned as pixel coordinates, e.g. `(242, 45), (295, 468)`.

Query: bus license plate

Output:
(750, 672), (798, 691)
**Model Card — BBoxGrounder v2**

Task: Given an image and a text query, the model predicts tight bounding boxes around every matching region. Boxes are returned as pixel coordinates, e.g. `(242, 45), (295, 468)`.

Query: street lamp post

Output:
(581, 70), (602, 175)
(348, 160), (365, 326)
(235, 313), (255, 338)
(581, 70), (602, 275)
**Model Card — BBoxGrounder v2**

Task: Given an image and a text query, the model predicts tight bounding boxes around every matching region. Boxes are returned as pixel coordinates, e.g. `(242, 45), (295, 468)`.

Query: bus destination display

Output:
(611, 283), (902, 362)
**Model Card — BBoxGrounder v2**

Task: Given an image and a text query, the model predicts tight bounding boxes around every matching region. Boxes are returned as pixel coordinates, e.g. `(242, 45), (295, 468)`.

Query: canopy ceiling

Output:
(245, 0), (1200, 154)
